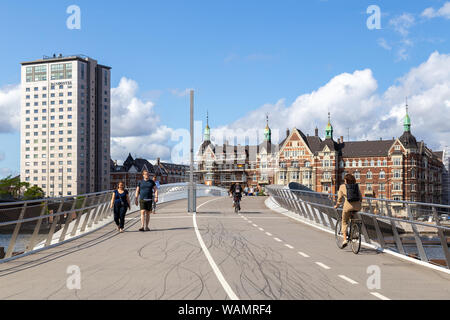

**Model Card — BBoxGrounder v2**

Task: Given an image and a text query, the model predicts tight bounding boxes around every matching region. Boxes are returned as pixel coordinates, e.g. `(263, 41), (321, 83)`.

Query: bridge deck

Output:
(0, 197), (449, 300)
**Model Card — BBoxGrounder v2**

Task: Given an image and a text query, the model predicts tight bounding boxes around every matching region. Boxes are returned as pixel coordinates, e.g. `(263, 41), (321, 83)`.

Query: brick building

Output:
(197, 107), (445, 211)
(110, 154), (188, 189)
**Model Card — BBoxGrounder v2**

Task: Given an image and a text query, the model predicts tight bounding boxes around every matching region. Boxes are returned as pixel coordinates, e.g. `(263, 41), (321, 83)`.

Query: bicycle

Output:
(233, 194), (241, 213)
(335, 211), (362, 254)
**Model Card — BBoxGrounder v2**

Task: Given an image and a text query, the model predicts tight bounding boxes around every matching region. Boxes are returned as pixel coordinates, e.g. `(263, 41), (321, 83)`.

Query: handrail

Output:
(0, 183), (228, 261)
(265, 185), (450, 270)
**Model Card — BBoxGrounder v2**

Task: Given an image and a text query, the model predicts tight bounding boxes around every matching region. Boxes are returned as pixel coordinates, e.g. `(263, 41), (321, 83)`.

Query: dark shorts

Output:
(139, 199), (153, 212)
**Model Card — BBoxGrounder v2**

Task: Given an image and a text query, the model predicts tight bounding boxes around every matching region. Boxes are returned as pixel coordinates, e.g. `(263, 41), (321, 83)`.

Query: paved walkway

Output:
(0, 196), (449, 300)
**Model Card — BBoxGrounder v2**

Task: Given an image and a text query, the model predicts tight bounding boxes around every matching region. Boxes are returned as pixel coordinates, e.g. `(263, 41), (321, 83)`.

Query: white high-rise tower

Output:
(20, 55), (111, 196)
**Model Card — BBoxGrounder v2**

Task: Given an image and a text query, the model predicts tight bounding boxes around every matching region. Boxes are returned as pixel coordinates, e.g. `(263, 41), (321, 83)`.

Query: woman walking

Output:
(110, 181), (131, 233)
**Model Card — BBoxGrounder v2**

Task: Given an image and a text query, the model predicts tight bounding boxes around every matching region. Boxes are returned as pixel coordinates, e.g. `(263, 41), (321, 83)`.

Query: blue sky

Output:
(1, 0), (450, 176)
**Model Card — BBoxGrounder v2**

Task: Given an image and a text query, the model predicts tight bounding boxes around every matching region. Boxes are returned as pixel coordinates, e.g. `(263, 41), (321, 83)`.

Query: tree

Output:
(0, 175), (28, 199)
(23, 185), (45, 200)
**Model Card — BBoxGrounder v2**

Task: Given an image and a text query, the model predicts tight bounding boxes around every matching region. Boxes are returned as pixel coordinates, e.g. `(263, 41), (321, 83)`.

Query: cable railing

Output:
(0, 183), (228, 262)
(265, 185), (450, 270)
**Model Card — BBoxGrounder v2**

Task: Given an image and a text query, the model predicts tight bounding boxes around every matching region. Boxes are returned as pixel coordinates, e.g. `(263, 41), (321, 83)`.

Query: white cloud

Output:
(0, 84), (21, 133)
(389, 13), (415, 36)
(377, 38), (392, 50)
(111, 77), (161, 138)
(422, 2), (450, 19)
(169, 88), (192, 97)
(0, 167), (16, 178)
(110, 78), (177, 161)
(209, 52), (450, 152)
(111, 126), (174, 162)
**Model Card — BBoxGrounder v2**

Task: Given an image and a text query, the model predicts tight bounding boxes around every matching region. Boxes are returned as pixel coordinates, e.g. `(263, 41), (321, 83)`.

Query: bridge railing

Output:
(265, 185), (450, 270)
(0, 183), (228, 262)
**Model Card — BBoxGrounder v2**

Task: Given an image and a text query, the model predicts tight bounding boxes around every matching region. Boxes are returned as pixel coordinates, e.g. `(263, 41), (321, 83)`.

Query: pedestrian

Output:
(135, 170), (158, 232)
(334, 174), (362, 247)
(244, 186), (248, 196)
(152, 175), (160, 214)
(110, 181), (131, 233)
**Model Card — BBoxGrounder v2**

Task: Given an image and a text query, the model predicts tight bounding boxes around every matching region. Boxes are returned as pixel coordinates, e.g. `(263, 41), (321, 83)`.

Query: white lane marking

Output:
(285, 244), (294, 249)
(370, 292), (391, 300)
(298, 251), (310, 258)
(338, 275), (358, 285)
(274, 237), (282, 242)
(265, 232), (273, 236)
(193, 198), (239, 300)
(248, 220), (252, 223)
(252, 224), (258, 227)
(258, 227), (264, 232)
(315, 262), (331, 270)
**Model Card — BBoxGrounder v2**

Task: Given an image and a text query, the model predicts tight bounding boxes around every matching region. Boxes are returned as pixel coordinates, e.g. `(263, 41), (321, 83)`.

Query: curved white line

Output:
(193, 198), (239, 300)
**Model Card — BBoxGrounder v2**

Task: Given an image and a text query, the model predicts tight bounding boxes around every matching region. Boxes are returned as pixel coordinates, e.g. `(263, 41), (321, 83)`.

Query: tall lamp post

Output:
(188, 90), (197, 213)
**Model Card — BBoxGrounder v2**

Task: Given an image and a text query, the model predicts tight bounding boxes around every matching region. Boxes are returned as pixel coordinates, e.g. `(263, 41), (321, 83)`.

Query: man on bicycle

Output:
(334, 174), (362, 247)
(229, 183), (243, 209)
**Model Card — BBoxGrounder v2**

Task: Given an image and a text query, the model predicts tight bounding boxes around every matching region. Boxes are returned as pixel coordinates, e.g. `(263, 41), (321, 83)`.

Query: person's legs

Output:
(113, 206), (120, 230)
(140, 210), (146, 230)
(145, 211), (150, 230)
(341, 210), (351, 242)
(119, 206), (126, 230)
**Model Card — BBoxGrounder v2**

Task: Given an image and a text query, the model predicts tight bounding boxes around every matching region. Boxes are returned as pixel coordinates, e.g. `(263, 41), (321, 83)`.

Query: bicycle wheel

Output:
(235, 202), (239, 213)
(350, 223), (362, 254)
(335, 219), (344, 249)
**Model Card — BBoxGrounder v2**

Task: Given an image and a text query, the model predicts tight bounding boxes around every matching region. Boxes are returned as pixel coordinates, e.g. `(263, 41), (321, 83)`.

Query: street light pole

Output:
(188, 90), (196, 213)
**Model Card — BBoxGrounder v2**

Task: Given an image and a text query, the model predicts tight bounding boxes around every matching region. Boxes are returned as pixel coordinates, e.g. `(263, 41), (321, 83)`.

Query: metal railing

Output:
(265, 185), (450, 270)
(0, 183), (228, 262)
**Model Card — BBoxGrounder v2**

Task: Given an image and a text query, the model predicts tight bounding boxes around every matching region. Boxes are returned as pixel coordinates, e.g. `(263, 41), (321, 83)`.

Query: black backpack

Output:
(346, 184), (360, 202)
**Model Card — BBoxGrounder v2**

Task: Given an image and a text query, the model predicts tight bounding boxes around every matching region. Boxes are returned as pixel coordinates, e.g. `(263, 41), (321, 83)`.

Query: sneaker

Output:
(139, 227), (145, 232)
(342, 241), (348, 248)
(119, 229), (124, 233)
(145, 227), (150, 231)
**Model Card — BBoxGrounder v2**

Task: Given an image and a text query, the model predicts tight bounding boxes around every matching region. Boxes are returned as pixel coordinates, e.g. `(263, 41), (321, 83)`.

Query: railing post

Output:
(385, 200), (405, 255)
(45, 198), (65, 247)
(431, 206), (450, 268)
(406, 203), (428, 262)
(58, 197), (78, 242)
(26, 200), (48, 252)
(5, 203), (28, 258)
(70, 196), (88, 237)
(369, 199), (386, 249)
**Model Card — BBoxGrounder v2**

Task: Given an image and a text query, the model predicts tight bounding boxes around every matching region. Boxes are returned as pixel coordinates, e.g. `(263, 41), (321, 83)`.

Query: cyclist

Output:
(229, 183), (243, 209)
(334, 174), (362, 247)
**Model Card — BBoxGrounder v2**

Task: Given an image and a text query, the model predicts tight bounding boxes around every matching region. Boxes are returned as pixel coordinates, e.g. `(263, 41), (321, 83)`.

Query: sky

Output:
(0, 0), (450, 176)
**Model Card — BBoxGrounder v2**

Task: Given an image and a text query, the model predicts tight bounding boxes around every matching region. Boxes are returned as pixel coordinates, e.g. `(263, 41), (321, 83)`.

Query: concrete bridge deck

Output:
(0, 196), (449, 300)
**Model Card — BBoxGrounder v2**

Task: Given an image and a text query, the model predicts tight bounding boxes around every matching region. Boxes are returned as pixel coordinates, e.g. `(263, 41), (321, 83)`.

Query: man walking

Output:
(135, 170), (158, 232)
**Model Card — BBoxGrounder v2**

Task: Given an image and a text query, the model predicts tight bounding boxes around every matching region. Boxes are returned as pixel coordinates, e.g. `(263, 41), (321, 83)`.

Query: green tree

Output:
(23, 185), (45, 200)
(0, 175), (28, 199)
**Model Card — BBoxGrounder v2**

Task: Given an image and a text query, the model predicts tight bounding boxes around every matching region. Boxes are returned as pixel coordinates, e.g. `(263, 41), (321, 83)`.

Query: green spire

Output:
(404, 98), (411, 132)
(204, 111), (210, 141)
(325, 112), (333, 139)
(264, 114), (271, 142)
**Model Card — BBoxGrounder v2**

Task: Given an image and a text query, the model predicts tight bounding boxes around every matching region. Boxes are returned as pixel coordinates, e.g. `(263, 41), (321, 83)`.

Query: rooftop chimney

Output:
(286, 129), (290, 138)
(157, 157), (160, 165)
(315, 127), (319, 137)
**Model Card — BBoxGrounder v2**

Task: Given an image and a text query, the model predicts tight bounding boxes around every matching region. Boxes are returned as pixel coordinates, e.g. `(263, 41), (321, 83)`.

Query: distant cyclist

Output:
(229, 183), (243, 209)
